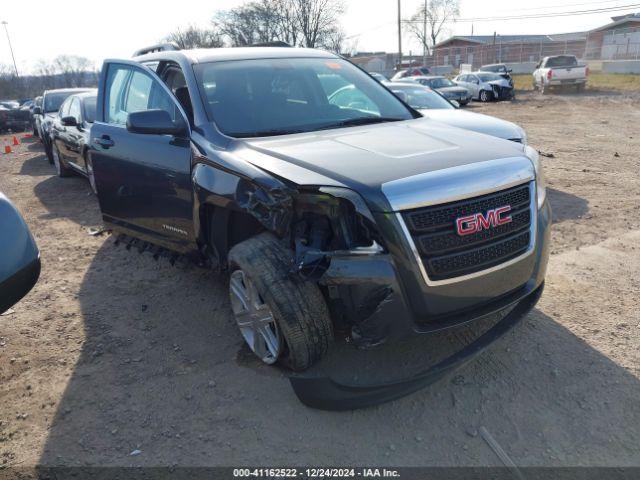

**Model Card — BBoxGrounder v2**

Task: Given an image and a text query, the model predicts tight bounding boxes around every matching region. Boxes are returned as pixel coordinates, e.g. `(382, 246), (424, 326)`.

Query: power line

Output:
(401, 2), (640, 24)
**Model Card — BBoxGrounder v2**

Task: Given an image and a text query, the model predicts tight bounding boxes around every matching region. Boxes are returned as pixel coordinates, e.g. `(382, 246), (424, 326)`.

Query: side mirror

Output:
(507, 69), (513, 73)
(61, 116), (77, 127)
(0, 194), (41, 314)
(450, 100), (460, 108)
(32, 107), (42, 115)
(126, 109), (187, 136)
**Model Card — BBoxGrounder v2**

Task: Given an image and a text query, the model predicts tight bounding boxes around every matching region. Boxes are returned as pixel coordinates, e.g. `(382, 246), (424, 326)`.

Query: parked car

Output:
(369, 72), (389, 83)
(479, 63), (514, 87)
(532, 55), (588, 94)
(50, 91), (98, 192)
(0, 101), (31, 132)
(32, 88), (93, 163)
(89, 45), (549, 409)
(453, 72), (515, 102)
(390, 66), (430, 81)
(406, 75), (472, 105)
(385, 82), (527, 143)
(0, 192), (40, 314)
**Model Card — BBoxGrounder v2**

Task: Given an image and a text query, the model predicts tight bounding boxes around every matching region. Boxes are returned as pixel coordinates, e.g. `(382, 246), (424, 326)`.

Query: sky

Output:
(0, 0), (637, 74)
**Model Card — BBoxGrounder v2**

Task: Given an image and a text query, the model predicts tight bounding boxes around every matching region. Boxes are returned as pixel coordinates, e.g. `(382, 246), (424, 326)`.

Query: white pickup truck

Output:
(532, 55), (588, 94)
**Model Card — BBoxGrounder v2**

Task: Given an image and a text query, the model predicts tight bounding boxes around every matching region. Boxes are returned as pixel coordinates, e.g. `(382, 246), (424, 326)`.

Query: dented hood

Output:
(238, 117), (526, 212)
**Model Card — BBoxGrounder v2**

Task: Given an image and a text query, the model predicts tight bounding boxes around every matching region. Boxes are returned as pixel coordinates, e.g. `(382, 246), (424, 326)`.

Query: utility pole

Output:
(423, 0), (428, 67)
(397, 0), (402, 70)
(1, 21), (19, 77)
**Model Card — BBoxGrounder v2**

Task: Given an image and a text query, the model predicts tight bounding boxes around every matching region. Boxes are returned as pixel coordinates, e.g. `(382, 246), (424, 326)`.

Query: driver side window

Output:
(105, 64), (181, 126)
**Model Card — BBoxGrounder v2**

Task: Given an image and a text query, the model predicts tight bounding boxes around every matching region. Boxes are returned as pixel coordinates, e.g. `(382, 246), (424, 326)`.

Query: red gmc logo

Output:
(456, 206), (512, 236)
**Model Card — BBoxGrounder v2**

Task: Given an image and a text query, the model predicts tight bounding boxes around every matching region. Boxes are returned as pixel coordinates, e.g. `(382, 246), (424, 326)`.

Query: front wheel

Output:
(479, 89), (492, 102)
(52, 144), (71, 177)
(227, 233), (333, 371)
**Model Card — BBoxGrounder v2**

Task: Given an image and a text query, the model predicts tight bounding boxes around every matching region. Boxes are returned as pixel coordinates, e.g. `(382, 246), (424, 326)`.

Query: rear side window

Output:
(105, 64), (182, 125)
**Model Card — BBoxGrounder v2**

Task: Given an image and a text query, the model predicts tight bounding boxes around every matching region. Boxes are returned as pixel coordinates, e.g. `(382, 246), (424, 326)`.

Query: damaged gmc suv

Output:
(90, 45), (550, 408)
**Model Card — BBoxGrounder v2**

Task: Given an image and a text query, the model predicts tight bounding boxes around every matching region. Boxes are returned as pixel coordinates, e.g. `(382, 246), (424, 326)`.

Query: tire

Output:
(479, 89), (492, 102)
(44, 137), (54, 164)
(52, 143), (71, 177)
(576, 83), (585, 93)
(540, 83), (547, 95)
(227, 232), (333, 371)
(85, 152), (98, 194)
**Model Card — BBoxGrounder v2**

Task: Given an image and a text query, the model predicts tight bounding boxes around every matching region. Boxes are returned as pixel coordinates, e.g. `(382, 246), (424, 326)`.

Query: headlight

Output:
(525, 145), (546, 209)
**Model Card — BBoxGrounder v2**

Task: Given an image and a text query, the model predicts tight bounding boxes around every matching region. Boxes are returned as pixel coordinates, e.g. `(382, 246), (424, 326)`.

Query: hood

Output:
(487, 79), (512, 88)
(419, 109), (523, 142)
(436, 86), (468, 95)
(235, 118), (526, 212)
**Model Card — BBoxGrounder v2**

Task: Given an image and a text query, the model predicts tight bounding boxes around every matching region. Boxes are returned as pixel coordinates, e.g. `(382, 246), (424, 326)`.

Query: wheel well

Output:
(200, 205), (265, 268)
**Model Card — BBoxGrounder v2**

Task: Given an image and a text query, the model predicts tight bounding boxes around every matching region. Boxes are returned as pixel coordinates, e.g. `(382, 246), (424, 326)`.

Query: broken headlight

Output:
(292, 187), (385, 279)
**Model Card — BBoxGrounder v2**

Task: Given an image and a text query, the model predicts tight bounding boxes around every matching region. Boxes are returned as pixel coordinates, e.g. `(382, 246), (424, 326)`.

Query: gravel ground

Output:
(0, 90), (639, 472)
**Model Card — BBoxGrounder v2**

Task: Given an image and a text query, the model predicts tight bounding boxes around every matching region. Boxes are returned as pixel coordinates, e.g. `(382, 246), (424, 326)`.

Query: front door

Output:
(90, 60), (195, 252)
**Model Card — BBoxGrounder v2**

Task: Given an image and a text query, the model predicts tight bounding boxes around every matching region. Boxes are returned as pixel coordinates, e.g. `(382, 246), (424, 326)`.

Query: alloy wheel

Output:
(229, 269), (282, 364)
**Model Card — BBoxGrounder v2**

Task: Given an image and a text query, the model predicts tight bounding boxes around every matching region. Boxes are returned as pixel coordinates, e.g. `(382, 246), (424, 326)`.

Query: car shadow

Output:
(547, 187), (589, 223)
(32, 175), (101, 226)
(36, 234), (640, 467)
(19, 154), (51, 176)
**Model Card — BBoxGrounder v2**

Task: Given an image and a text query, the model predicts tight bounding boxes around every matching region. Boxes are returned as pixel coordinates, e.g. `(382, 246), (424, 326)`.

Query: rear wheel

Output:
(576, 83), (585, 93)
(85, 153), (98, 194)
(227, 233), (333, 371)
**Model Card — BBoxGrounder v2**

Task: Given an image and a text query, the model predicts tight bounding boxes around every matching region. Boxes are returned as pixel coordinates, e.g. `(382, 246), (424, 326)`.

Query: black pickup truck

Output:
(89, 45), (550, 409)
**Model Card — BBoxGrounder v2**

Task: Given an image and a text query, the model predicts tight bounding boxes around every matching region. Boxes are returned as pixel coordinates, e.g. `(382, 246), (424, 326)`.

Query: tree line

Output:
(166, 0), (346, 52)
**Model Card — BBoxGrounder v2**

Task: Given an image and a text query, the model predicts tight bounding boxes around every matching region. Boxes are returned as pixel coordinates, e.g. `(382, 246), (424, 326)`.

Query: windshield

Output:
(44, 92), (74, 113)
(194, 58), (414, 138)
(427, 77), (455, 88)
(477, 73), (503, 82)
(546, 56), (578, 68)
(389, 85), (454, 110)
(83, 96), (97, 123)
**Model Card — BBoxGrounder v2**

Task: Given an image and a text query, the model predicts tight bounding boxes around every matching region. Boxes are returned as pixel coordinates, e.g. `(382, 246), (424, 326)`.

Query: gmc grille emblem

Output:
(456, 206), (512, 236)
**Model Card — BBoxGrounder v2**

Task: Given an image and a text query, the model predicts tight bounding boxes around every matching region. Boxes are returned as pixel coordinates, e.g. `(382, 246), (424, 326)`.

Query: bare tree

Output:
(53, 55), (95, 88)
(293, 0), (345, 48)
(212, 0), (345, 49)
(407, 0), (459, 55)
(164, 24), (224, 49)
(214, 1), (282, 46)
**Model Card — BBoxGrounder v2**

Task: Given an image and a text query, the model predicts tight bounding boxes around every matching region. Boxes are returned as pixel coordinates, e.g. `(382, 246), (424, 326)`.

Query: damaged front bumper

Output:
(289, 199), (551, 410)
(290, 283), (543, 410)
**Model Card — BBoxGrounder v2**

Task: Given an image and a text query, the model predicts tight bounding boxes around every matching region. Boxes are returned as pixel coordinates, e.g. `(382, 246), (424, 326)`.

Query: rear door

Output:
(90, 60), (195, 252)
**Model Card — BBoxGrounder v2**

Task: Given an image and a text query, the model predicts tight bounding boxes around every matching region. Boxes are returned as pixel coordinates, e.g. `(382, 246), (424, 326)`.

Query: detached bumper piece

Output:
(289, 284), (543, 410)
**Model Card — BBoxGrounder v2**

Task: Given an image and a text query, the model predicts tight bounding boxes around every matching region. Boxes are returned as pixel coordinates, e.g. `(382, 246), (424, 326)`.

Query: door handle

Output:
(94, 135), (115, 149)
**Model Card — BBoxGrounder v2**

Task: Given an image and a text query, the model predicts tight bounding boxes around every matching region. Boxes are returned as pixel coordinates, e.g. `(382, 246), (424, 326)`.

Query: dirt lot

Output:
(1, 91), (639, 472)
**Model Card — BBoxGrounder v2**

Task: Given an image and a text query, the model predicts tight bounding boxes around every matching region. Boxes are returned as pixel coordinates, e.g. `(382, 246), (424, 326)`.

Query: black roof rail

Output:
(132, 43), (181, 57)
(247, 41), (292, 48)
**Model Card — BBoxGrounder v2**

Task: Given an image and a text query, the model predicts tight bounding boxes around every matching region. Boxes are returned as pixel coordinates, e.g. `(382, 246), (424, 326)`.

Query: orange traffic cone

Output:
(12, 135), (19, 146)
(4, 139), (12, 154)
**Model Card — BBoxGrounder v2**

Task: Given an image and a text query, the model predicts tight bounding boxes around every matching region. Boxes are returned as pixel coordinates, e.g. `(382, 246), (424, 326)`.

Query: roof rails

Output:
(247, 41), (292, 48)
(132, 43), (181, 57)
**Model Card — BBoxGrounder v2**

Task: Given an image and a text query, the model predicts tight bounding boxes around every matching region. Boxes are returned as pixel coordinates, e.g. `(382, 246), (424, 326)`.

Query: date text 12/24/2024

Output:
(233, 468), (400, 478)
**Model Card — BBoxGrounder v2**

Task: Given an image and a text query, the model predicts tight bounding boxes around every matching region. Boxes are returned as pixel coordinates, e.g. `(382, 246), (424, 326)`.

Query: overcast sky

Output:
(0, 0), (635, 74)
